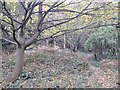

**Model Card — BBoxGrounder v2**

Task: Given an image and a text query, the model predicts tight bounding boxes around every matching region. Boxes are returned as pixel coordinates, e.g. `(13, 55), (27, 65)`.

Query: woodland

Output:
(0, 0), (119, 88)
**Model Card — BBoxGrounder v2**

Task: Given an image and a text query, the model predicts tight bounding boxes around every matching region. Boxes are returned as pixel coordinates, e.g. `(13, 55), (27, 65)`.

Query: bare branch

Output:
(19, 1), (27, 12)
(32, 9), (80, 14)
(1, 10), (21, 24)
(2, 2), (14, 28)
(0, 19), (12, 25)
(1, 2), (21, 24)
(24, 2), (43, 48)
(2, 38), (17, 45)
(13, 30), (21, 45)
(24, 1), (66, 48)
(38, 23), (118, 42)
(0, 24), (12, 36)
(1, 2), (21, 45)
(42, 12), (95, 25)
(42, 1), (93, 30)
(24, 31), (39, 48)
(15, 2), (40, 31)
(59, 1), (83, 8)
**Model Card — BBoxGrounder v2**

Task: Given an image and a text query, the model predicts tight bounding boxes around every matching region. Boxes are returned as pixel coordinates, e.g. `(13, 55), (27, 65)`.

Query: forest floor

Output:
(1, 47), (119, 88)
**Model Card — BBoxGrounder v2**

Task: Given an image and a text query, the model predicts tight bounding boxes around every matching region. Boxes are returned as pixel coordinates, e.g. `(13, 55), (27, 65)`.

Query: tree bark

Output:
(53, 38), (56, 48)
(46, 39), (49, 46)
(63, 34), (66, 49)
(5, 46), (25, 83)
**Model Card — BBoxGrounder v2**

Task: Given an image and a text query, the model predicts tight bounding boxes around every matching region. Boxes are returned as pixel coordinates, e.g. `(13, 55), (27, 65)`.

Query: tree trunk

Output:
(5, 46), (25, 83)
(46, 39), (49, 46)
(53, 38), (56, 48)
(63, 34), (66, 49)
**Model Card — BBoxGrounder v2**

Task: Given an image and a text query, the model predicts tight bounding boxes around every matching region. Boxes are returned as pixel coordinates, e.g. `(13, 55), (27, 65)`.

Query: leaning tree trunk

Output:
(5, 46), (25, 83)
(4, 0), (26, 83)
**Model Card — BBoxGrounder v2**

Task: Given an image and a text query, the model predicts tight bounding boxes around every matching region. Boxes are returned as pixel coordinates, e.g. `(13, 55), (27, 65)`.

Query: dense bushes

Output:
(84, 26), (118, 60)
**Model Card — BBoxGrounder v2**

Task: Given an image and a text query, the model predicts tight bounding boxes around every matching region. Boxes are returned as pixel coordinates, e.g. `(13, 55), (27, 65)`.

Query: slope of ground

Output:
(1, 48), (119, 88)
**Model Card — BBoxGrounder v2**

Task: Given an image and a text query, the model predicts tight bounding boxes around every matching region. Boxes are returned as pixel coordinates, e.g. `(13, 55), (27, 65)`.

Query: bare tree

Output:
(0, 0), (94, 84)
(0, 0), (118, 85)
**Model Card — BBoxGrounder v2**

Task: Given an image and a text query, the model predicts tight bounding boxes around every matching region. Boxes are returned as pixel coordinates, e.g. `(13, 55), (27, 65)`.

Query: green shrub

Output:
(84, 26), (118, 51)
